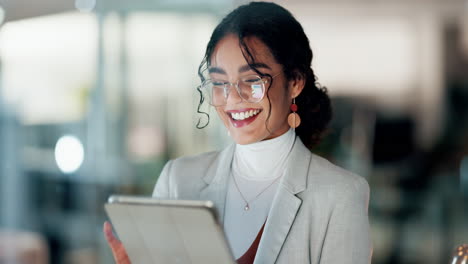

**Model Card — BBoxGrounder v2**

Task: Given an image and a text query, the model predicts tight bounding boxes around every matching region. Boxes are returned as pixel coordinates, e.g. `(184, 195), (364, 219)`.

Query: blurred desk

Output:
(0, 230), (48, 264)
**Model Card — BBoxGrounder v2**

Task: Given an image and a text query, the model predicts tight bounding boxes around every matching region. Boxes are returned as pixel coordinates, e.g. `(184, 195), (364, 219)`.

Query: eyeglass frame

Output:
(200, 72), (282, 106)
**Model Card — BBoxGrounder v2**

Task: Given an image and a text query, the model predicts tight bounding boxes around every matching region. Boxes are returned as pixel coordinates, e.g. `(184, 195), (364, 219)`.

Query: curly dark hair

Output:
(196, 1), (332, 149)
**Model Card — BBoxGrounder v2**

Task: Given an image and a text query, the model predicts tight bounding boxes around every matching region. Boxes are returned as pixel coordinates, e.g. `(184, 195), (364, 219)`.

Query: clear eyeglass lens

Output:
(239, 76), (264, 102)
(205, 81), (227, 106)
(204, 75), (265, 106)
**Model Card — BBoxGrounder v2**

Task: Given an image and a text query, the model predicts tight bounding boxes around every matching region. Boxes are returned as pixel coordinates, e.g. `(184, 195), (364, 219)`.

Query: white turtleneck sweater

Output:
(224, 129), (296, 259)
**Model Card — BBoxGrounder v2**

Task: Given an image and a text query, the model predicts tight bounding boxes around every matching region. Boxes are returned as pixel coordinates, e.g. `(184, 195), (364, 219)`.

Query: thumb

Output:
(104, 221), (120, 246)
(103, 221), (131, 264)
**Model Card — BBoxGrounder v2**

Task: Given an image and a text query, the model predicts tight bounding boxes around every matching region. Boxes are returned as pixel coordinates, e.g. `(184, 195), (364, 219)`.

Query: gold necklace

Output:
(231, 173), (282, 211)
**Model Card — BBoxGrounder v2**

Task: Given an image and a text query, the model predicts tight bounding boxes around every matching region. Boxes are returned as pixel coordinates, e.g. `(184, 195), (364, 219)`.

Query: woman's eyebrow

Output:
(208, 67), (226, 74)
(239, 63), (271, 73)
(207, 63), (271, 74)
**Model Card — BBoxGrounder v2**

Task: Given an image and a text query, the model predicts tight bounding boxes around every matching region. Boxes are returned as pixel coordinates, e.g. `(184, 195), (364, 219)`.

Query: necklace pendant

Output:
(244, 204), (250, 211)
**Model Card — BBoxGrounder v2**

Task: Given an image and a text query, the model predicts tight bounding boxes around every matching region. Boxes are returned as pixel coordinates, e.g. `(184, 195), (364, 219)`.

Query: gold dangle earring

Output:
(288, 97), (301, 129)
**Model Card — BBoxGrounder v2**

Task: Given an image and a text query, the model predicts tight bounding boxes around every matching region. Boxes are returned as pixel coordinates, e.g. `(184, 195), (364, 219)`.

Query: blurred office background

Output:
(0, 0), (467, 263)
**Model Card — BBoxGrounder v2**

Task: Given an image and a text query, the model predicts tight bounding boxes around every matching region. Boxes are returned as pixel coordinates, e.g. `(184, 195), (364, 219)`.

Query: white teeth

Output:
(230, 110), (260, 120)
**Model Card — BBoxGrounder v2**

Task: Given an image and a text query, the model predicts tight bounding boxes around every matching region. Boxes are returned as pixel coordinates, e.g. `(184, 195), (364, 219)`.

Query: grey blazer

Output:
(152, 138), (372, 264)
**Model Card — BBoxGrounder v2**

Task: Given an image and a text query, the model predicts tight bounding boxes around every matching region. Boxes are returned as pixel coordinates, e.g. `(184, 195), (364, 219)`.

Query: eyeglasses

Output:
(200, 73), (280, 106)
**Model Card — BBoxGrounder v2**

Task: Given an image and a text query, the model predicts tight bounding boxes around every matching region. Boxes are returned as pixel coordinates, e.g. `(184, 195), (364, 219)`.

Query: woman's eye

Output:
(212, 81), (225, 86)
(244, 78), (260, 83)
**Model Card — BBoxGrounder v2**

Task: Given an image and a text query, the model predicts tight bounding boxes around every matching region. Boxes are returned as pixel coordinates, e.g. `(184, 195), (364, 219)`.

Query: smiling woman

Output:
(104, 2), (372, 264)
(202, 34), (295, 145)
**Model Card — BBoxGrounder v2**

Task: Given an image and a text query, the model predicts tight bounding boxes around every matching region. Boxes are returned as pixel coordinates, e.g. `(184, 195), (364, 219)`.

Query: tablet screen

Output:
(105, 196), (235, 264)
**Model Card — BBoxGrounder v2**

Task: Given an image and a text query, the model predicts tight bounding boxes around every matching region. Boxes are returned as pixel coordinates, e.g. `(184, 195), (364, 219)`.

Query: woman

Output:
(104, 2), (372, 263)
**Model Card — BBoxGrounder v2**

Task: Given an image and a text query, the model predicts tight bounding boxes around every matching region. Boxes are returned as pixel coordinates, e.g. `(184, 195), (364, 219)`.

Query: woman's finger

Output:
(104, 221), (119, 246)
(103, 221), (131, 264)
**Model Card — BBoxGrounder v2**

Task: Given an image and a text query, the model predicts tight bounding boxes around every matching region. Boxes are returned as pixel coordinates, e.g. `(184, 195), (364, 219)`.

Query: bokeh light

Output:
(54, 135), (84, 174)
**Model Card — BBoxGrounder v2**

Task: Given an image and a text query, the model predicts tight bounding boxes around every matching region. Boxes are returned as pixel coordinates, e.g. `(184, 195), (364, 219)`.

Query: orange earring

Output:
(288, 98), (301, 129)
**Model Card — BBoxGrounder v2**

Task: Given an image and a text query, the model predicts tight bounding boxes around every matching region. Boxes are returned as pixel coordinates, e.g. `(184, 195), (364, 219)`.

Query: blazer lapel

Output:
(254, 137), (311, 264)
(199, 143), (235, 225)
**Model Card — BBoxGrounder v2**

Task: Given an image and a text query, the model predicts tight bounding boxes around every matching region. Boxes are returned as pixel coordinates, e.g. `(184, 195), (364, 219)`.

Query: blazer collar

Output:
(279, 137), (311, 194)
(202, 143), (235, 185)
(199, 137), (312, 264)
(254, 137), (311, 264)
(199, 143), (235, 224)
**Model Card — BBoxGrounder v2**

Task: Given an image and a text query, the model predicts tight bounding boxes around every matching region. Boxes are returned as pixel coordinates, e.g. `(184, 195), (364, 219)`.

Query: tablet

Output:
(104, 195), (236, 264)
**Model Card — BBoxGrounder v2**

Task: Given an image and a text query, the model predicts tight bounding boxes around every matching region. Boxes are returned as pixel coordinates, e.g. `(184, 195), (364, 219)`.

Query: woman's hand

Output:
(103, 221), (131, 264)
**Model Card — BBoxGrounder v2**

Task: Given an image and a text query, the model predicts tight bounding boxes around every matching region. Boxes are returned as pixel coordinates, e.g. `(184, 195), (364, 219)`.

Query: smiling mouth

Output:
(229, 109), (261, 120)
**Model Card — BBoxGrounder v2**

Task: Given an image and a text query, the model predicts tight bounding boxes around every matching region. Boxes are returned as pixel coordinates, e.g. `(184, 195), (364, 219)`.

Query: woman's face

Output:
(209, 34), (303, 145)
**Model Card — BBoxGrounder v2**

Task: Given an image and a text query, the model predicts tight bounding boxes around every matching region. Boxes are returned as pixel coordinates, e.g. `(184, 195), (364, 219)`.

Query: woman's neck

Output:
(233, 128), (296, 181)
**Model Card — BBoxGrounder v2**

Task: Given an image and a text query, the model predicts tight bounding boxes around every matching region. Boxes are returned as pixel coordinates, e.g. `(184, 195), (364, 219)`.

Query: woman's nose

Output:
(225, 83), (243, 105)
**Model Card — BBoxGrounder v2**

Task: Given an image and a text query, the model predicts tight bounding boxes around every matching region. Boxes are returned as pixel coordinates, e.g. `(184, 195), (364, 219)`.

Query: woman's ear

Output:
(288, 71), (306, 99)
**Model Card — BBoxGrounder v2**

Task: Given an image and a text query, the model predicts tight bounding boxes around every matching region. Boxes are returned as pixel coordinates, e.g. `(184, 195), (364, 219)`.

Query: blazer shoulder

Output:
(168, 149), (222, 180)
(153, 148), (226, 198)
(307, 153), (369, 194)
